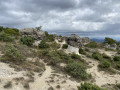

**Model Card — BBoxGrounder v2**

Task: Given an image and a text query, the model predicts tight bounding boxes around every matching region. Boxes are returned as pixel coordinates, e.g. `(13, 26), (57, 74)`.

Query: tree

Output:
(104, 37), (116, 45)
(35, 26), (42, 31)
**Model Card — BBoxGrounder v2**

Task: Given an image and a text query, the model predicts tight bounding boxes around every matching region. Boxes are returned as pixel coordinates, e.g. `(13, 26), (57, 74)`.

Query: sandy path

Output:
(83, 57), (120, 86)
(30, 65), (52, 90)
(98, 49), (116, 57)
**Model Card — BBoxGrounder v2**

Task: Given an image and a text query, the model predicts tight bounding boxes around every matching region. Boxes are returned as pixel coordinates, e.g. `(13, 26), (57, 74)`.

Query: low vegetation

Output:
(62, 44), (68, 49)
(1, 45), (25, 62)
(20, 36), (34, 46)
(78, 82), (105, 90)
(0, 32), (14, 42)
(92, 52), (103, 61)
(104, 37), (116, 45)
(65, 62), (91, 80)
(38, 40), (49, 49)
(79, 48), (86, 55)
(85, 41), (101, 48)
(45, 31), (55, 42)
(99, 60), (111, 68)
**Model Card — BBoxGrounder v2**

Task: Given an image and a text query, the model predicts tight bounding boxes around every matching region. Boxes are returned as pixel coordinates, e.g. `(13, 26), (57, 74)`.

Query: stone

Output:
(66, 34), (90, 48)
(19, 28), (45, 40)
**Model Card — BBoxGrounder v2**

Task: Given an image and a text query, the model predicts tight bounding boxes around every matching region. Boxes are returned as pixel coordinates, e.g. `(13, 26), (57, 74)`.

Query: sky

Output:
(0, 0), (120, 38)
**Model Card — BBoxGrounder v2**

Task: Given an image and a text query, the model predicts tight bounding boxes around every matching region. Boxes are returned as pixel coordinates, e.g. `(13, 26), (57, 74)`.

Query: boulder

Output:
(19, 28), (45, 40)
(66, 34), (90, 48)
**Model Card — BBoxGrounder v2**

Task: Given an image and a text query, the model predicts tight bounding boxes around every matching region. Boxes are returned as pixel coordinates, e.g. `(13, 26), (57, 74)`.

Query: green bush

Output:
(0, 26), (4, 32)
(116, 63), (120, 69)
(71, 53), (81, 60)
(0, 32), (14, 42)
(4, 27), (19, 36)
(116, 84), (120, 89)
(99, 60), (111, 68)
(79, 48), (86, 55)
(50, 41), (60, 49)
(38, 40), (49, 49)
(85, 41), (98, 48)
(104, 37), (116, 45)
(102, 53), (111, 60)
(1, 45), (25, 62)
(65, 62), (90, 80)
(78, 82), (104, 90)
(62, 44), (68, 49)
(45, 32), (55, 42)
(92, 52), (103, 61)
(113, 56), (120, 61)
(20, 36), (34, 46)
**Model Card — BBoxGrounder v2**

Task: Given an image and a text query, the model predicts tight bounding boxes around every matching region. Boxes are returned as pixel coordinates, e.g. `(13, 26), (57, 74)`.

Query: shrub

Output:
(85, 41), (98, 48)
(45, 32), (55, 42)
(1, 45), (25, 62)
(102, 53), (111, 60)
(92, 52), (103, 61)
(99, 60), (111, 68)
(78, 82), (104, 90)
(113, 56), (120, 61)
(50, 41), (60, 49)
(79, 48), (86, 55)
(116, 84), (120, 89)
(0, 26), (4, 32)
(4, 27), (19, 36)
(71, 53), (81, 60)
(38, 40), (49, 49)
(20, 36), (34, 46)
(0, 32), (14, 42)
(104, 37), (116, 45)
(62, 44), (68, 49)
(65, 62), (90, 80)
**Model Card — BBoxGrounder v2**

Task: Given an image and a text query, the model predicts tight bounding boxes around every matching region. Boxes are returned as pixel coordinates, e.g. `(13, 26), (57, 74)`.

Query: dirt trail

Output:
(30, 65), (52, 90)
(83, 56), (120, 86)
(64, 46), (120, 86)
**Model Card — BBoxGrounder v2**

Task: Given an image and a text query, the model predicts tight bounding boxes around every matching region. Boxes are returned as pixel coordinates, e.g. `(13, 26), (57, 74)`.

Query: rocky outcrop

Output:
(66, 34), (90, 48)
(19, 28), (45, 40)
(104, 43), (117, 50)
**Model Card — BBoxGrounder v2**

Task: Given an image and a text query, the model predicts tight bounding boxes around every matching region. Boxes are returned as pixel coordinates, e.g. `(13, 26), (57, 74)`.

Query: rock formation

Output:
(19, 28), (45, 40)
(66, 34), (90, 48)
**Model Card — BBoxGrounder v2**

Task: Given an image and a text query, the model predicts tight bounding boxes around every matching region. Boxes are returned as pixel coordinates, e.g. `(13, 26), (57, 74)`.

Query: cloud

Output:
(0, 0), (120, 36)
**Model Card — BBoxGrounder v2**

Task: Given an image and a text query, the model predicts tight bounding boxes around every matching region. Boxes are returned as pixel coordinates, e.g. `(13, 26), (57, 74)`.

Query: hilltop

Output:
(0, 26), (120, 90)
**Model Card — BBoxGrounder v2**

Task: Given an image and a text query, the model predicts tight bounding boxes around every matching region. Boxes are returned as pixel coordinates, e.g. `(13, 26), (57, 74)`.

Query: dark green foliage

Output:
(0, 32), (14, 42)
(0, 26), (4, 32)
(116, 84), (120, 89)
(116, 63), (120, 69)
(92, 52), (103, 61)
(85, 41), (98, 48)
(45, 31), (49, 36)
(1, 45), (25, 62)
(39, 50), (72, 65)
(104, 37), (116, 45)
(78, 82), (104, 90)
(38, 40), (49, 49)
(44, 31), (55, 42)
(71, 53), (81, 60)
(4, 27), (19, 36)
(113, 56), (120, 61)
(79, 48), (86, 55)
(20, 36), (34, 46)
(99, 60), (111, 68)
(102, 53), (111, 60)
(62, 44), (68, 49)
(65, 62), (90, 80)
(50, 41), (60, 49)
